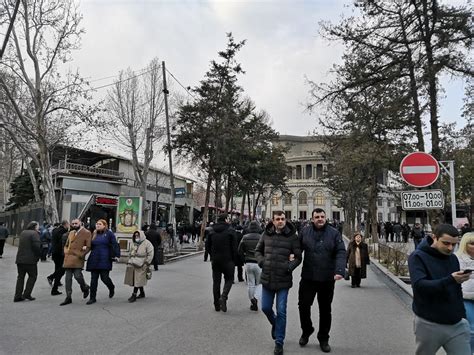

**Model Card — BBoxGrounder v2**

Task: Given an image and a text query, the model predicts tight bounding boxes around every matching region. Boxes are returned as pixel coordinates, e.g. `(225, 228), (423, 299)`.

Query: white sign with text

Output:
(401, 190), (444, 210)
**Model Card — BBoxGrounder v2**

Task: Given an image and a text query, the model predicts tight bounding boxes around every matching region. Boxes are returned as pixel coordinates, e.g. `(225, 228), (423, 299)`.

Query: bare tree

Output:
(106, 58), (166, 221)
(0, 0), (95, 223)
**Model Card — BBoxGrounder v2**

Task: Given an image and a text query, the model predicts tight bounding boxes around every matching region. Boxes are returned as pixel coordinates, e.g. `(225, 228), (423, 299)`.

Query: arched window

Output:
(271, 195), (280, 206)
(298, 191), (308, 205)
(284, 193), (292, 205)
(314, 191), (325, 206)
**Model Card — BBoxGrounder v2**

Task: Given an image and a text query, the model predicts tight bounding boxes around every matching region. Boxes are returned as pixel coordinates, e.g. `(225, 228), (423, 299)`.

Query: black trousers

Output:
(351, 267), (362, 286)
(89, 270), (114, 299)
(49, 254), (65, 291)
(211, 261), (234, 305)
(153, 247), (159, 270)
(0, 239), (5, 256)
(298, 279), (335, 343)
(15, 264), (38, 299)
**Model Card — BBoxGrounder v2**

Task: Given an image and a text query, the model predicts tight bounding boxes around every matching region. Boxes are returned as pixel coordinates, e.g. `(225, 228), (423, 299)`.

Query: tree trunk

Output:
(38, 148), (59, 224)
(198, 172), (213, 250)
(252, 192), (261, 220)
(24, 159), (41, 203)
(239, 192), (246, 224)
(247, 191), (252, 220)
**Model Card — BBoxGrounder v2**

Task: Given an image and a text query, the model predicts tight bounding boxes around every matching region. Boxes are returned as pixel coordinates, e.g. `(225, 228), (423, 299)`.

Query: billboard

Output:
(116, 197), (142, 234)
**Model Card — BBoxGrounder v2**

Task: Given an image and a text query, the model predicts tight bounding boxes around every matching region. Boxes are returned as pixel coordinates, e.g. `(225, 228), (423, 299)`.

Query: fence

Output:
(0, 202), (44, 237)
(366, 239), (410, 276)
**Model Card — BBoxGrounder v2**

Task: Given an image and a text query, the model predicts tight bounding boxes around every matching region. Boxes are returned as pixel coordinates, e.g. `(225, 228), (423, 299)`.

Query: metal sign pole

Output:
(439, 161), (456, 226)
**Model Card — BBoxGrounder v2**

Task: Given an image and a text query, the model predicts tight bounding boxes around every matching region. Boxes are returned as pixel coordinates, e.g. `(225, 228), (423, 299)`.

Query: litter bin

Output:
(157, 247), (164, 265)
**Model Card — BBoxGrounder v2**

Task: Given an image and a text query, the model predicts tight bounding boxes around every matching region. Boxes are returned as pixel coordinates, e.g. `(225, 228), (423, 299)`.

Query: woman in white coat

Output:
(124, 230), (154, 302)
(456, 232), (474, 353)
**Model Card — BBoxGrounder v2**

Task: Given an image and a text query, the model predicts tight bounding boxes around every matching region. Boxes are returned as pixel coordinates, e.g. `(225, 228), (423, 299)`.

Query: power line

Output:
(165, 67), (197, 100)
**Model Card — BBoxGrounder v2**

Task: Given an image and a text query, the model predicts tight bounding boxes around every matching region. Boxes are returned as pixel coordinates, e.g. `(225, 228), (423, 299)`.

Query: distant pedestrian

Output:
(411, 222), (425, 249)
(238, 220), (263, 311)
(456, 232), (474, 353)
(14, 221), (41, 302)
(393, 222), (402, 242)
(85, 219), (120, 305)
(255, 211), (302, 355)
(207, 214), (238, 312)
(234, 224), (245, 282)
(0, 221), (9, 258)
(346, 232), (370, 288)
(124, 230), (154, 302)
(461, 223), (473, 237)
(145, 223), (162, 271)
(408, 224), (470, 355)
(47, 220), (69, 296)
(60, 219), (91, 306)
(402, 222), (410, 243)
(298, 208), (346, 353)
(39, 223), (52, 261)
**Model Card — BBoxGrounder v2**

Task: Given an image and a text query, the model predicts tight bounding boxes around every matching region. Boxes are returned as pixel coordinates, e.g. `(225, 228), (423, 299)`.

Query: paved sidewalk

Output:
(0, 243), (418, 355)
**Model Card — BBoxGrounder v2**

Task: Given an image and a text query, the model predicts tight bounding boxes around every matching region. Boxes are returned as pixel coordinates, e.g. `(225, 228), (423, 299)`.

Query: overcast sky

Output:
(74, 0), (468, 142)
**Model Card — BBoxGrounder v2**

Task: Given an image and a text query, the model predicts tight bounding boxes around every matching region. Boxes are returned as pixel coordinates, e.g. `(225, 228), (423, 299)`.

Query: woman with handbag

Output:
(346, 232), (370, 288)
(124, 230), (154, 302)
(85, 219), (120, 305)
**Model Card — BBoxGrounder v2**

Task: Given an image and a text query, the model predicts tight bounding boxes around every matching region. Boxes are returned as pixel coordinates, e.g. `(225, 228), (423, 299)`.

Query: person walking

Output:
(47, 220), (69, 296)
(456, 232), (474, 353)
(145, 223), (162, 271)
(408, 224), (470, 355)
(85, 219), (120, 305)
(124, 230), (154, 302)
(346, 232), (370, 288)
(298, 208), (346, 353)
(238, 220), (263, 311)
(60, 219), (92, 306)
(411, 222), (425, 249)
(255, 211), (302, 355)
(206, 214), (238, 312)
(39, 223), (52, 262)
(0, 221), (9, 258)
(14, 221), (41, 302)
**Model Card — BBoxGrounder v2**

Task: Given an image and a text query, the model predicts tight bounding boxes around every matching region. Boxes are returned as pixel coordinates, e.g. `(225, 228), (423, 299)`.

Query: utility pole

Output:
(162, 61), (177, 252)
(439, 161), (457, 226)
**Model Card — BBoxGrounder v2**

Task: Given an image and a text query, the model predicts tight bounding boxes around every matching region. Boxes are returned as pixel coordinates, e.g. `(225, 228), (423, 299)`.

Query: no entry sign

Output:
(400, 152), (440, 187)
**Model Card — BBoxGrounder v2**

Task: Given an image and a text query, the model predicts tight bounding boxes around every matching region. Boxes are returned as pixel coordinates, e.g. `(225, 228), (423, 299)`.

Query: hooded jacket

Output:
(207, 222), (238, 264)
(238, 221), (262, 264)
(255, 221), (302, 291)
(300, 222), (346, 281)
(408, 236), (465, 324)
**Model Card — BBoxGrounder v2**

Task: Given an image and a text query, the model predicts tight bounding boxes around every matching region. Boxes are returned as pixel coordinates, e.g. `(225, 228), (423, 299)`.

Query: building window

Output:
(284, 193), (292, 205)
(377, 198), (383, 207)
(271, 195), (280, 205)
(299, 211), (307, 220)
(287, 166), (293, 179)
(285, 211), (292, 220)
(378, 212), (383, 222)
(306, 164), (312, 179)
(332, 211), (340, 221)
(314, 191), (325, 206)
(298, 191), (308, 205)
(316, 164), (323, 178)
(296, 165), (302, 179)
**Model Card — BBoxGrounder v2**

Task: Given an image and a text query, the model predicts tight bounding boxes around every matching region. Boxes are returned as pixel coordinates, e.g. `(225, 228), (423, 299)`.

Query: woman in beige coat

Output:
(124, 230), (154, 302)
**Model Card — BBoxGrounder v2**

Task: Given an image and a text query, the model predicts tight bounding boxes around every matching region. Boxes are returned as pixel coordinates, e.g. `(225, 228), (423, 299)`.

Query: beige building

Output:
(262, 135), (343, 222)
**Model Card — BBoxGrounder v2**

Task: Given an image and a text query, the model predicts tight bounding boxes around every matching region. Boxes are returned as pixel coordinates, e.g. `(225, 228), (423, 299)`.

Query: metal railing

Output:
(53, 160), (124, 179)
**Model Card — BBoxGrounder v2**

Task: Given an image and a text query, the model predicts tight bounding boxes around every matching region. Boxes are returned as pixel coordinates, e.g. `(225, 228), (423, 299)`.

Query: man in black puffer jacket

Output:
(47, 220), (70, 296)
(207, 214), (238, 312)
(256, 211), (302, 355)
(298, 208), (346, 353)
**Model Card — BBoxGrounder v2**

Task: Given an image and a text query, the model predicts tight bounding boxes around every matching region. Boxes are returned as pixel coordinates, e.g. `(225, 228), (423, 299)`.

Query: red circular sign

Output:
(400, 152), (440, 187)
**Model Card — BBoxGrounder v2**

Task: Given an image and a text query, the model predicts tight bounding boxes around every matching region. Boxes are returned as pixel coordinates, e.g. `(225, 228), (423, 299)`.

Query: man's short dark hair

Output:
(149, 223), (157, 230)
(217, 214), (228, 223)
(312, 208), (326, 217)
(272, 210), (285, 219)
(433, 224), (459, 238)
(26, 221), (39, 230)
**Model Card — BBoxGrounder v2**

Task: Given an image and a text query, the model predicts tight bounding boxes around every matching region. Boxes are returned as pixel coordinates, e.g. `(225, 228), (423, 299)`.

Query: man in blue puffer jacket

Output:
(298, 208), (346, 353)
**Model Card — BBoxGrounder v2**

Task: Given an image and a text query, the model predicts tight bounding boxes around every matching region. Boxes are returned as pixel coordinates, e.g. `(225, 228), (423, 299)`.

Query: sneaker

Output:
(274, 343), (284, 355)
(250, 298), (258, 311)
(47, 276), (53, 287)
(219, 297), (227, 312)
(51, 290), (62, 296)
(60, 297), (72, 306)
(299, 327), (314, 347)
(320, 341), (331, 353)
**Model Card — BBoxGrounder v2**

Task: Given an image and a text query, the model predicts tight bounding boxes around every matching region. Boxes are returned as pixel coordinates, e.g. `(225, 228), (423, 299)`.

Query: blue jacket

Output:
(300, 223), (346, 281)
(408, 236), (465, 324)
(86, 230), (120, 271)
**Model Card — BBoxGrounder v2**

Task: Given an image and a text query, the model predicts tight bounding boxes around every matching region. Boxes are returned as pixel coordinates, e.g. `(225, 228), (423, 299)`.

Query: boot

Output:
(86, 298), (96, 305)
(137, 289), (145, 299)
(250, 297), (258, 311)
(60, 297), (72, 306)
(109, 286), (115, 299)
(51, 289), (62, 296)
(128, 293), (137, 303)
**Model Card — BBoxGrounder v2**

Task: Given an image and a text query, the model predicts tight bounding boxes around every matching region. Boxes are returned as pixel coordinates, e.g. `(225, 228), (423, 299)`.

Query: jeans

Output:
(261, 286), (289, 346)
(89, 270), (115, 299)
(298, 279), (335, 342)
(15, 264), (37, 299)
(464, 300), (474, 353)
(64, 268), (89, 298)
(211, 261), (235, 305)
(245, 263), (262, 300)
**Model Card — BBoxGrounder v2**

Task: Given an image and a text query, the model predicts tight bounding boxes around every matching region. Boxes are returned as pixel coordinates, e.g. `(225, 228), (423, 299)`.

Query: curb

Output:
(165, 250), (204, 264)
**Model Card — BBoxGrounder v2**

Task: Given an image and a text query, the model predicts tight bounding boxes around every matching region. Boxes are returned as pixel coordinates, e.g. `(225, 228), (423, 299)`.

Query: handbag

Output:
(146, 266), (152, 280)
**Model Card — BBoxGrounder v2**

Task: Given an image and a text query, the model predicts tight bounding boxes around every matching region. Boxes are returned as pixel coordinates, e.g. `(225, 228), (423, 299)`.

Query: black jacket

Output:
(300, 222), (346, 281)
(207, 222), (238, 264)
(51, 226), (69, 256)
(238, 223), (262, 264)
(255, 221), (302, 291)
(145, 229), (162, 248)
(15, 230), (41, 264)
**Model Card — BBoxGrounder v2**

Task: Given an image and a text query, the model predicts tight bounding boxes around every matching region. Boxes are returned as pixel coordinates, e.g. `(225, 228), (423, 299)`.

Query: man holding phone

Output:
(408, 224), (471, 354)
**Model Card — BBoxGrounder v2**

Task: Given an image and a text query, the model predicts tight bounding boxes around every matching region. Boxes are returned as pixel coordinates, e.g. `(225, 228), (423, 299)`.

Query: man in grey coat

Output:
(14, 221), (41, 302)
(0, 222), (9, 258)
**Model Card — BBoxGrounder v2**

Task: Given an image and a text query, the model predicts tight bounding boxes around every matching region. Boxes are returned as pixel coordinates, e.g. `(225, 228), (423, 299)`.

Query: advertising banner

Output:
(116, 196), (142, 234)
